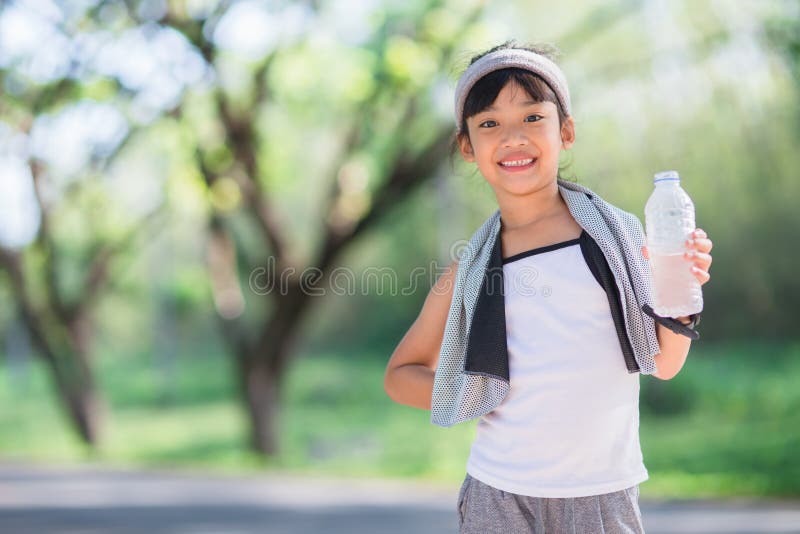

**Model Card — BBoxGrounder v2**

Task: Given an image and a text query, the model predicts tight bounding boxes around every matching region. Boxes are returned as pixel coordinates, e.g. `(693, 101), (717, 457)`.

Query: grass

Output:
(0, 338), (798, 498)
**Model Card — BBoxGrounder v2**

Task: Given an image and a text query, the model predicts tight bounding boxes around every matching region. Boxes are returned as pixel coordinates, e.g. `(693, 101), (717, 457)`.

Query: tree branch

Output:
(74, 204), (171, 321)
(215, 75), (288, 262)
(0, 247), (59, 368)
(27, 160), (71, 325)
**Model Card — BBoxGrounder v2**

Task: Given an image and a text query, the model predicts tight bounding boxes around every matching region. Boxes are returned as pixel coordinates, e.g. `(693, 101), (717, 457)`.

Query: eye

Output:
(477, 114), (542, 128)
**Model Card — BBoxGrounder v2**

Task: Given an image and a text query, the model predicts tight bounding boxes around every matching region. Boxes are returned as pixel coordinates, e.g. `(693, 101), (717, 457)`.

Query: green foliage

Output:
(1, 339), (798, 497)
(765, 9), (800, 85)
(640, 374), (697, 416)
(269, 43), (379, 105)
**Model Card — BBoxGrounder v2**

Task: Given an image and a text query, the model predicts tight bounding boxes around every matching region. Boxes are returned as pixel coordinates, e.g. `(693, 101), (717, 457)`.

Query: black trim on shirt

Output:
(502, 233), (584, 265)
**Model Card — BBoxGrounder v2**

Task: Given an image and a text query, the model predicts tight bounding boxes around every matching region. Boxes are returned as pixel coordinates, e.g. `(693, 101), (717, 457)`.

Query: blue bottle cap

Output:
(654, 170), (680, 183)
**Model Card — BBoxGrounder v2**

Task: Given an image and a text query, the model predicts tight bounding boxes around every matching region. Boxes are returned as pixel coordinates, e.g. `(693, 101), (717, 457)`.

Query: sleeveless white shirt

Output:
(465, 231), (649, 498)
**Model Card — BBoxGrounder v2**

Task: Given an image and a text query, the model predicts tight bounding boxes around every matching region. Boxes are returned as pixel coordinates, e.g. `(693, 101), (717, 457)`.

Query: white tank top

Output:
(465, 231), (649, 498)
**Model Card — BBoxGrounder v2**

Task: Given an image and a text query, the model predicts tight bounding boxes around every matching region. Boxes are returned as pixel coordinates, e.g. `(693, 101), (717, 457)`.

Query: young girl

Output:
(383, 40), (712, 533)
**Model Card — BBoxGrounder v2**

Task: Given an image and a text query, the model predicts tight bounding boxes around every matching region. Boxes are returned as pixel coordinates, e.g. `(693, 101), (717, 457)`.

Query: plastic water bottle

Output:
(644, 170), (703, 317)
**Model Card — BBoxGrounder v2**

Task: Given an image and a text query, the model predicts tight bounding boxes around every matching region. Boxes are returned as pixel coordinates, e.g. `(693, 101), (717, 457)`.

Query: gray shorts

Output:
(457, 473), (645, 533)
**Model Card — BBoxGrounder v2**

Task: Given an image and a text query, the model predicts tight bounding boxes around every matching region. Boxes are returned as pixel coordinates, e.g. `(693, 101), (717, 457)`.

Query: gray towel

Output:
(430, 178), (661, 428)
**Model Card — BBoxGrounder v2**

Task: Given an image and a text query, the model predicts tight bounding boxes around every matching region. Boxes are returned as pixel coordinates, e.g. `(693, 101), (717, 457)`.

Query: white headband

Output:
(454, 48), (571, 128)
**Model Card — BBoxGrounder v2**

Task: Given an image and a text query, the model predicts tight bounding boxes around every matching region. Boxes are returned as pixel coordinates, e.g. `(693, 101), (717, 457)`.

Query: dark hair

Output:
(448, 40), (574, 180)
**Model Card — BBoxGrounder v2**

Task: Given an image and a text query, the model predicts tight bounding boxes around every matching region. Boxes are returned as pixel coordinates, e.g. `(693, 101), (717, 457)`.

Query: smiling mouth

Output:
(498, 158), (536, 171)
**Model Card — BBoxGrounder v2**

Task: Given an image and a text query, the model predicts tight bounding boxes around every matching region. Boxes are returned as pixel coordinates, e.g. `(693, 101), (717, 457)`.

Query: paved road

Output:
(0, 462), (798, 533)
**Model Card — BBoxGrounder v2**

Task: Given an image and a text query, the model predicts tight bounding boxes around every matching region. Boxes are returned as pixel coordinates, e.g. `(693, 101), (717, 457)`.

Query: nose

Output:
(500, 124), (529, 147)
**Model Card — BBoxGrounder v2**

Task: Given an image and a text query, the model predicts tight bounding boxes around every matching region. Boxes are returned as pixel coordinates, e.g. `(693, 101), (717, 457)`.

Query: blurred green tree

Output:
(0, 75), (167, 447)
(0, 0), (488, 454)
(146, 0), (484, 455)
(0, 0), (487, 455)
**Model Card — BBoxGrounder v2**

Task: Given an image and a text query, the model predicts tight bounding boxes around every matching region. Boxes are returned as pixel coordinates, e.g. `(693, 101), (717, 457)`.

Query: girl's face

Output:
(458, 80), (575, 198)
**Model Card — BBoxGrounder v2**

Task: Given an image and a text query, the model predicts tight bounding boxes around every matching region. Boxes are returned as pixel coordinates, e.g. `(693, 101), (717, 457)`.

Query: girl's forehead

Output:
(483, 90), (555, 111)
(488, 80), (544, 102)
(494, 80), (541, 101)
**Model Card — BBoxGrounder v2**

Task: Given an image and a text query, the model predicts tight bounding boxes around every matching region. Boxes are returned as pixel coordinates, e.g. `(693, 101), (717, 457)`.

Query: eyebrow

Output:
(482, 100), (544, 112)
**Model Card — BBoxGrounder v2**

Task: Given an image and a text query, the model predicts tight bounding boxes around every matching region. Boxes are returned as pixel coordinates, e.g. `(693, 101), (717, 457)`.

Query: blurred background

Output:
(0, 0), (798, 516)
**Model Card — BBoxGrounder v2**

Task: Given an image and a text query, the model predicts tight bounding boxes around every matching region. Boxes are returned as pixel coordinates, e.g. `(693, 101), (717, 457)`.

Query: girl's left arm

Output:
(642, 228), (713, 380)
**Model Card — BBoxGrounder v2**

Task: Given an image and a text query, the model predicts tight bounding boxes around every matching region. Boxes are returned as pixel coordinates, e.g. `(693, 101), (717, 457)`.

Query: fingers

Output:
(687, 228), (713, 253)
(684, 249), (712, 272)
(641, 245), (649, 260)
(690, 265), (711, 285)
(687, 237), (713, 253)
(687, 228), (712, 286)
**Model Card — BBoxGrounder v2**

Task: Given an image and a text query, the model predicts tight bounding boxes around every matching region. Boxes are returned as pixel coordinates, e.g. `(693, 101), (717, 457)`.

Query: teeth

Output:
(500, 158), (534, 167)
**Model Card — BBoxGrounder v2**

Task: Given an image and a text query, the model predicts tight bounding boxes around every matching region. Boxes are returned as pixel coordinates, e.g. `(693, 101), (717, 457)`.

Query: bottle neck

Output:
(654, 179), (680, 187)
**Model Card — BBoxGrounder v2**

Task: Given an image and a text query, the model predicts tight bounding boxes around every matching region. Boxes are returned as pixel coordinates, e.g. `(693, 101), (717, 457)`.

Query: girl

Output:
(383, 40), (712, 533)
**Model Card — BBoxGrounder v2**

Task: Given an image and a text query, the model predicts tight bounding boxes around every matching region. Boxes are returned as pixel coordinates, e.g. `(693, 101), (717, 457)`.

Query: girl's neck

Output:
(497, 180), (567, 231)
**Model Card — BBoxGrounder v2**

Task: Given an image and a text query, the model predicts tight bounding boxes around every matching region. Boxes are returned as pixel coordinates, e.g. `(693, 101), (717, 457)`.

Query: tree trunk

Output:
(236, 285), (309, 456)
(61, 374), (103, 446)
(41, 314), (104, 447)
(43, 348), (104, 447)
(239, 354), (284, 455)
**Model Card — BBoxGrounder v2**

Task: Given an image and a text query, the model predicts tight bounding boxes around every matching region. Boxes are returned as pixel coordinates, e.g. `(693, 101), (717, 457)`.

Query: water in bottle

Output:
(644, 170), (703, 317)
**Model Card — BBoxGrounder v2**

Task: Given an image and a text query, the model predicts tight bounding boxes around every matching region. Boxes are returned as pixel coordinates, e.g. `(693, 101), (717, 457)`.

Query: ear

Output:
(457, 133), (476, 163)
(560, 116), (575, 149)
